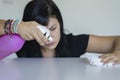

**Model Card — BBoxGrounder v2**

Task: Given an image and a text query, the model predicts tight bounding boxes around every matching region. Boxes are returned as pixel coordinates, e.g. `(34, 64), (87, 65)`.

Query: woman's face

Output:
(42, 17), (61, 50)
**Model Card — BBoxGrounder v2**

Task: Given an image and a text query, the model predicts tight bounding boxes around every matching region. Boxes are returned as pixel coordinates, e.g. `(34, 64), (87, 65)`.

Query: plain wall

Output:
(0, 0), (31, 19)
(0, 0), (120, 36)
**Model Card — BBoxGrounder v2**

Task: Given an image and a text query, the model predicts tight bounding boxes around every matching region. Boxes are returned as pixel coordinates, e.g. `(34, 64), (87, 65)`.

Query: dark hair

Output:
(16, 0), (69, 57)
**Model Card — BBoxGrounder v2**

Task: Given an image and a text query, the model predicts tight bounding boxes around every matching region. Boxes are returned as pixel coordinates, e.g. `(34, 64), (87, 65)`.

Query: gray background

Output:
(0, 0), (120, 35)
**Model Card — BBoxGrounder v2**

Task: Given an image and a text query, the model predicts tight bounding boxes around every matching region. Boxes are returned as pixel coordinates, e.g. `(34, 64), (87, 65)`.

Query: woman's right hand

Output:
(17, 21), (48, 46)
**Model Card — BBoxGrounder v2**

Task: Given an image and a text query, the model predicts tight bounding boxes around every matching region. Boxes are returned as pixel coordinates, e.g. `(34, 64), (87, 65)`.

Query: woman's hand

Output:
(99, 50), (120, 64)
(17, 21), (48, 46)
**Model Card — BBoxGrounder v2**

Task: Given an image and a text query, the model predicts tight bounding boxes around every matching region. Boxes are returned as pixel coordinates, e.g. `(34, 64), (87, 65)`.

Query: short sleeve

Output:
(66, 34), (89, 57)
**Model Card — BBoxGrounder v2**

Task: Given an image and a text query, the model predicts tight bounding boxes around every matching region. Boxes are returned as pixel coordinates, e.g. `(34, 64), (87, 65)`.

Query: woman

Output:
(16, 0), (120, 64)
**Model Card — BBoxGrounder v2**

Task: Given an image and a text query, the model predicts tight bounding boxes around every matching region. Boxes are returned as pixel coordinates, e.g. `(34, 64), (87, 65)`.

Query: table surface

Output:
(0, 58), (120, 80)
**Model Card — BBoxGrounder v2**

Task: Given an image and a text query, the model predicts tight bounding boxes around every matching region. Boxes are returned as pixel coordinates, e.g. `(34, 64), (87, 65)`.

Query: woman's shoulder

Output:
(65, 33), (89, 39)
(65, 33), (89, 46)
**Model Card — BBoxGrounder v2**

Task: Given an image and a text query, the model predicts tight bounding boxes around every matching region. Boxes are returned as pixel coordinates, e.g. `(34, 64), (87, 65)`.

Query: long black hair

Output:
(16, 0), (69, 57)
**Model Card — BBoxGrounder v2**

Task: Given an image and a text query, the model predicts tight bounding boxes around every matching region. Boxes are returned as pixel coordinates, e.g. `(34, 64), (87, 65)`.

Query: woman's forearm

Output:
(0, 19), (6, 35)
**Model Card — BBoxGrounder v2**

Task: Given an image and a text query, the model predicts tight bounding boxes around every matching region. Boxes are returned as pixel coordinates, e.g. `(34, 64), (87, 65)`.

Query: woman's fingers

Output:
(26, 34), (34, 41)
(99, 53), (120, 64)
(103, 57), (118, 64)
(32, 30), (48, 46)
(100, 54), (113, 63)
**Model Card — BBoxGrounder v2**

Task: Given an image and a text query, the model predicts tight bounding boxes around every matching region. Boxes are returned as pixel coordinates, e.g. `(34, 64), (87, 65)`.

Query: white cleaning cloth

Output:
(89, 55), (114, 67)
(81, 53), (120, 67)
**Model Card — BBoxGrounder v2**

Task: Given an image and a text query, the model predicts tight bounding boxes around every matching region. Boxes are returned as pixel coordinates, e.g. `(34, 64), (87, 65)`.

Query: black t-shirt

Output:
(16, 34), (89, 57)
(65, 34), (89, 57)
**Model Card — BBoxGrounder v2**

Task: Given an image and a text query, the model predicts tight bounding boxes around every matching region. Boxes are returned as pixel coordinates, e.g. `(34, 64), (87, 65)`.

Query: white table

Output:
(0, 58), (120, 80)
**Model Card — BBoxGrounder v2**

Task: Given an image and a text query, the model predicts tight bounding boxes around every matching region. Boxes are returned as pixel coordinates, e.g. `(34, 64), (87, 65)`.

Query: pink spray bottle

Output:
(0, 34), (25, 60)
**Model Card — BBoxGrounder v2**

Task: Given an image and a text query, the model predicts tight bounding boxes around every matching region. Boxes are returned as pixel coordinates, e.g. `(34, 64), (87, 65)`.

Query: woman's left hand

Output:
(99, 51), (120, 64)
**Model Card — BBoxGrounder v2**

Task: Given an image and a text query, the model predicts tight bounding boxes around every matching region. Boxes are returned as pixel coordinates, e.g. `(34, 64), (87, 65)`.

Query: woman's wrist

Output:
(17, 21), (23, 35)
(0, 19), (6, 35)
(3, 19), (20, 34)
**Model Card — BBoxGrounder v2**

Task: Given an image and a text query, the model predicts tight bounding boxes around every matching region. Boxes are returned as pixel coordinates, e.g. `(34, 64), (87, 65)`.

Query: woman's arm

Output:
(0, 19), (48, 46)
(86, 34), (120, 64)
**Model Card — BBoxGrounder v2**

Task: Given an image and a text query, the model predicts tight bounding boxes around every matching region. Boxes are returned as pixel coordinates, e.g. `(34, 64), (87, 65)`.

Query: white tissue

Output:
(89, 56), (114, 67)
(81, 53), (120, 67)
(37, 25), (52, 41)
